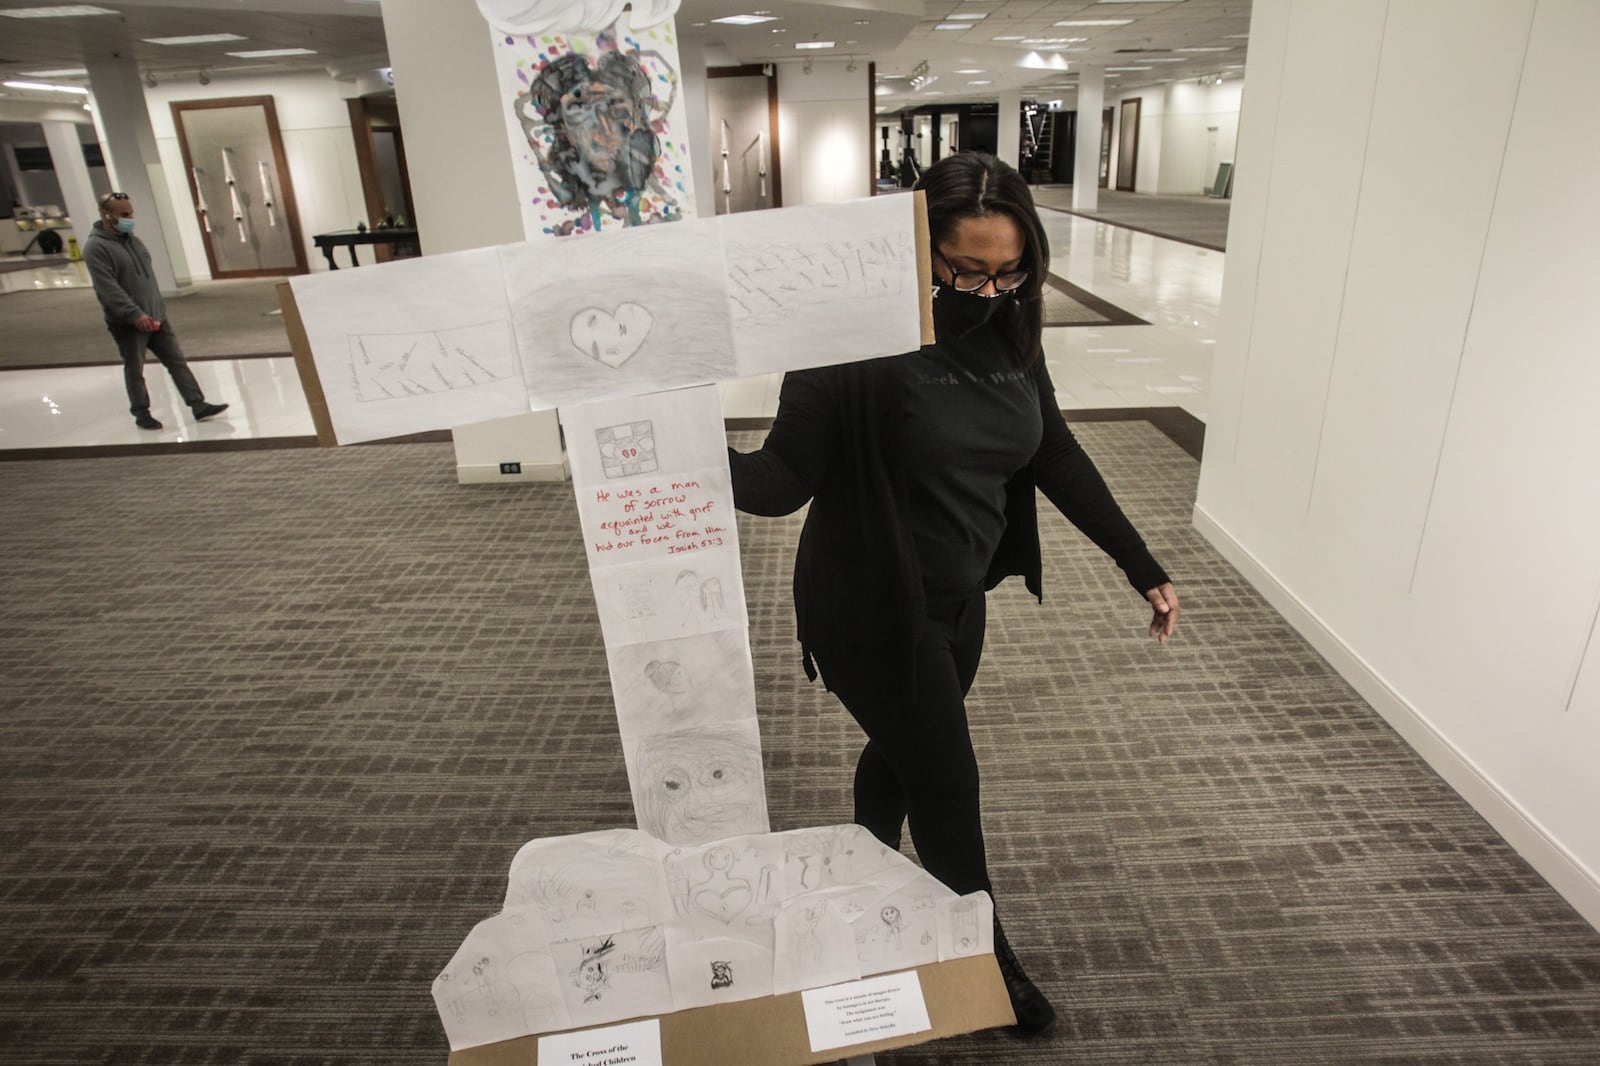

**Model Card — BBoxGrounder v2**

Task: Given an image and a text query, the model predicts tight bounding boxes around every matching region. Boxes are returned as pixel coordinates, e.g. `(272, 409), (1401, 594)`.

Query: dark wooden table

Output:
(311, 227), (420, 269)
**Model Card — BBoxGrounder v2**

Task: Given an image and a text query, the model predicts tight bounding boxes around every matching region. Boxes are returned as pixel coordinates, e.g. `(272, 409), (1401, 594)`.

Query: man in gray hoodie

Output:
(85, 191), (228, 431)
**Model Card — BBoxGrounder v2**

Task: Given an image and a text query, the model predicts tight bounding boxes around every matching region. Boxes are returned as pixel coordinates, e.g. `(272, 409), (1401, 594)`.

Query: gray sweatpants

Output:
(107, 319), (206, 416)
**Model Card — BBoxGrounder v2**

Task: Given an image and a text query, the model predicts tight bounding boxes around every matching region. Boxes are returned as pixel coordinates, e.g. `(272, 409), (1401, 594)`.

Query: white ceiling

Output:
(0, 0), (1250, 110)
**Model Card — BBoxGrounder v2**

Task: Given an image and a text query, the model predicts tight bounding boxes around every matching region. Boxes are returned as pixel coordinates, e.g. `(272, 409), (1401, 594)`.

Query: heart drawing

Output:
(692, 884), (754, 924)
(570, 303), (654, 369)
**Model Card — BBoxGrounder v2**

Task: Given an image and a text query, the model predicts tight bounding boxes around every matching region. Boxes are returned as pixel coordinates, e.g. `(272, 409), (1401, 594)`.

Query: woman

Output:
(728, 152), (1179, 1035)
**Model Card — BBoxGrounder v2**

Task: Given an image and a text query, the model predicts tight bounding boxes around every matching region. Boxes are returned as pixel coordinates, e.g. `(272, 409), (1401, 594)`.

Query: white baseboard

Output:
(1192, 503), (1600, 933)
(456, 457), (569, 485)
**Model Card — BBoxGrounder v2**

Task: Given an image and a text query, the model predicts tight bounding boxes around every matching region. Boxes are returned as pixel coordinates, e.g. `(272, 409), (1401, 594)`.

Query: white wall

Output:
(1195, 0), (1600, 930)
(775, 59), (872, 205)
(144, 71), (370, 277)
(1107, 78), (1242, 195)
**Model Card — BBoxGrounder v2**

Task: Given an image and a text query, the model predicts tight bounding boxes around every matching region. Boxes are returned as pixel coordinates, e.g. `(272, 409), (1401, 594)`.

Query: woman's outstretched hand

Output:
(1145, 583), (1179, 643)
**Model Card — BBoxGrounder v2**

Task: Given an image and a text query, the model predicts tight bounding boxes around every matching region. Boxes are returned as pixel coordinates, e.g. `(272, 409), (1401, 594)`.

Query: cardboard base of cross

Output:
(446, 954), (1015, 1066)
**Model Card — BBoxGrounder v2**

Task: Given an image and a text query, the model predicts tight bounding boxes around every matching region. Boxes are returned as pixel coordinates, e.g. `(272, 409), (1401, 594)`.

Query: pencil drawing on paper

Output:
(572, 303), (654, 369)
(665, 840), (781, 934)
(630, 725), (767, 845)
(610, 631), (755, 737)
(504, 830), (668, 936)
(348, 319), (517, 402)
(725, 231), (914, 320)
(595, 419), (658, 477)
(554, 927), (671, 1016)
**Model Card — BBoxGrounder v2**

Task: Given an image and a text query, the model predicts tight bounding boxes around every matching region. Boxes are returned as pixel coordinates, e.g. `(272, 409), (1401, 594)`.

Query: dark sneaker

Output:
(994, 920), (1058, 1036)
(192, 402), (229, 421)
(134, 413), (163, 430)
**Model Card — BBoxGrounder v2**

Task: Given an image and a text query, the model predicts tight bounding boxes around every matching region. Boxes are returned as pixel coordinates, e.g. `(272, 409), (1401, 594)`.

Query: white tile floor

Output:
(0, 212), (1221, 453)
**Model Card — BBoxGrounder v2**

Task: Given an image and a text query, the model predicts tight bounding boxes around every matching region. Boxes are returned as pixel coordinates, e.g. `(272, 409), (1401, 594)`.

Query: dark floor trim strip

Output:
(1, 415), (1201, 465)
(1035, 203), (1227, 254)
(0, 436), (321, 462)
(1043, 273), (1149, 327)
(2, 351), (292, 373)
(730, 407), (1204, 462)
(0, 427), (456, 462)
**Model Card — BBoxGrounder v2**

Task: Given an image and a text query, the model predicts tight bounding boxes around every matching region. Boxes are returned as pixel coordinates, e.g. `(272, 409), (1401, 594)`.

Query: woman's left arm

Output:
(1030, 362), (1179, 641)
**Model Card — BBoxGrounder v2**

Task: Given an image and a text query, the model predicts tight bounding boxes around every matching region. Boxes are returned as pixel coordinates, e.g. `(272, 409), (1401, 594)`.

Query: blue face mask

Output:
(113, 217), (135, 235)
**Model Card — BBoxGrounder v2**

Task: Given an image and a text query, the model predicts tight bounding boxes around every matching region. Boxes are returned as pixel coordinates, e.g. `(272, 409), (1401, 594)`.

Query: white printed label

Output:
(536, 1018), (663, 1066)
(800, 971), (933, 1053)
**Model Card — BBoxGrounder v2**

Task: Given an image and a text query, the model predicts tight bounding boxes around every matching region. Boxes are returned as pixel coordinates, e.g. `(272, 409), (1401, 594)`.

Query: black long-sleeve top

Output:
(728, 349), (1169, 694)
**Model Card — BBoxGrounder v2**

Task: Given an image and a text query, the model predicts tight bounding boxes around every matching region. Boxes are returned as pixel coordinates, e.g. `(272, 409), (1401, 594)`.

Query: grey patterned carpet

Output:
(1031, 187), (1231, 252)
(2, 424), (1598, 1065)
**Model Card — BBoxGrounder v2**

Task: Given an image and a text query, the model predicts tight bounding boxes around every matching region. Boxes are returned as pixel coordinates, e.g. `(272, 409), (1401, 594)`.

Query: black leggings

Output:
(815, 592), (992, 898)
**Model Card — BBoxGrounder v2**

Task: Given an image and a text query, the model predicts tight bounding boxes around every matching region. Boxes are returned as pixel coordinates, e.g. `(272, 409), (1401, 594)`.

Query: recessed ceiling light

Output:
(947, 13), (986, 19)
(144, 34), (249, 45)
(19, 68), (88, 77)
(226, 48), (318, 58)
(992, 35), (1025, 41)
(795, 41), (835, 49)
(770, 28), (786, 33)
(967, 80), (992, 85)
(713, 14), (776, 25)
(1054, 19), (1134, 27)
(1022, 38), (1084, 45)
(854, 19), (871, 25)
(1225, 64), (1245, 68)
(1140, 57), (1187, 62)
(0, 5), (116, 17)
(954, 69), (985, 74)
(1177, 46), (1231, 52)
(3, 79), (90, 93)
(934, 23), (969, 30)
(1105, 66), (1151, 71)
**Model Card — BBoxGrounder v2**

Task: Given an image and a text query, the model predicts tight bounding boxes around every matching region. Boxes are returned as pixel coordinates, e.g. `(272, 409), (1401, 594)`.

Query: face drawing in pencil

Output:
(634, 728), (765, 844)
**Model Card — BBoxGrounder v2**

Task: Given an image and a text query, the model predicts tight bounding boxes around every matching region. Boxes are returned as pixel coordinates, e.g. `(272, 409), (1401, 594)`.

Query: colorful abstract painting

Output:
(493, 15), (697, 237)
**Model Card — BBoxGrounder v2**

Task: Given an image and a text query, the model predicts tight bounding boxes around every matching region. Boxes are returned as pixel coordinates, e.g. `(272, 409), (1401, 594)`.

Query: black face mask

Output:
(932, 279), (1013, 342)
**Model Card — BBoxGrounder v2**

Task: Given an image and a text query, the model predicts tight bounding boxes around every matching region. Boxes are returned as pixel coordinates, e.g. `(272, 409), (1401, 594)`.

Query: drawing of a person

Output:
(643, 658), (692, 712)
(570, 936), (616, 1002)
(634, 729), (764, 845)
(517, 25), (681, 233)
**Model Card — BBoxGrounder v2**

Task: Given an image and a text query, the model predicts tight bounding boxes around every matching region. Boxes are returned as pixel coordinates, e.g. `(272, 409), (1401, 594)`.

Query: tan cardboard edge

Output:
(913, 189), (934, 346)
(447, 953), (1014, 1066)
(276, 281), (338, 448)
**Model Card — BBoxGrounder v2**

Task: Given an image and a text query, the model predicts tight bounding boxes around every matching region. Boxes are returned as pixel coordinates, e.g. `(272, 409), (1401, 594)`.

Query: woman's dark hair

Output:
(913, 152), (1049, 366)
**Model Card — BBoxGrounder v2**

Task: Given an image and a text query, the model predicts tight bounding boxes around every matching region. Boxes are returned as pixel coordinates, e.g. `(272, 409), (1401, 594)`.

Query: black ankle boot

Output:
(993, 919), (1058, 1036)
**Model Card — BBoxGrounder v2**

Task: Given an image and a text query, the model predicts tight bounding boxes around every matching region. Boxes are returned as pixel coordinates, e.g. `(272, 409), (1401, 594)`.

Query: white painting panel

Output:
(589, 553), (749, 648)
(433, 908), (572, 1050)
(778, 823), (910, 898)
(608, 629), (756, 738)
(562, 384), (730, 485)
(289, 247), (529, 444)
(550, 926), (675, 1029)
(723, 196), (923, 377)
(501, 224), (736, 409)
(623, 719), (769, 846)
(575, 464), (736, 569)
(771, 895), (862, 996)
(665, 930), (776, 1012)
(935, 891), (994, 963)
(504, 829), (672, 940)
(852, 879), (950, 976)
(663, 835), (786, 942)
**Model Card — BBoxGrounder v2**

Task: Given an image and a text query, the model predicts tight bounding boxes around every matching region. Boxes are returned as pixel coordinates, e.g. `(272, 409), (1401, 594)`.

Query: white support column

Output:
(678, 33), (715, 218)
(84, 55), (191, 290)
(2, 144), (29, 208)
(1073, 66), (1105, 212)
(382, 0), (567, 482)
(40, 119), (99, 251)
(995, 91), (1021, 170)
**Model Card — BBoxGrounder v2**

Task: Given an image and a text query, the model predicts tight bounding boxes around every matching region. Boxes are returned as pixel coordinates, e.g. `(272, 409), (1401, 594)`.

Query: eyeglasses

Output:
(107, 192), (129, 200)
(936, 249), (1029, 293)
